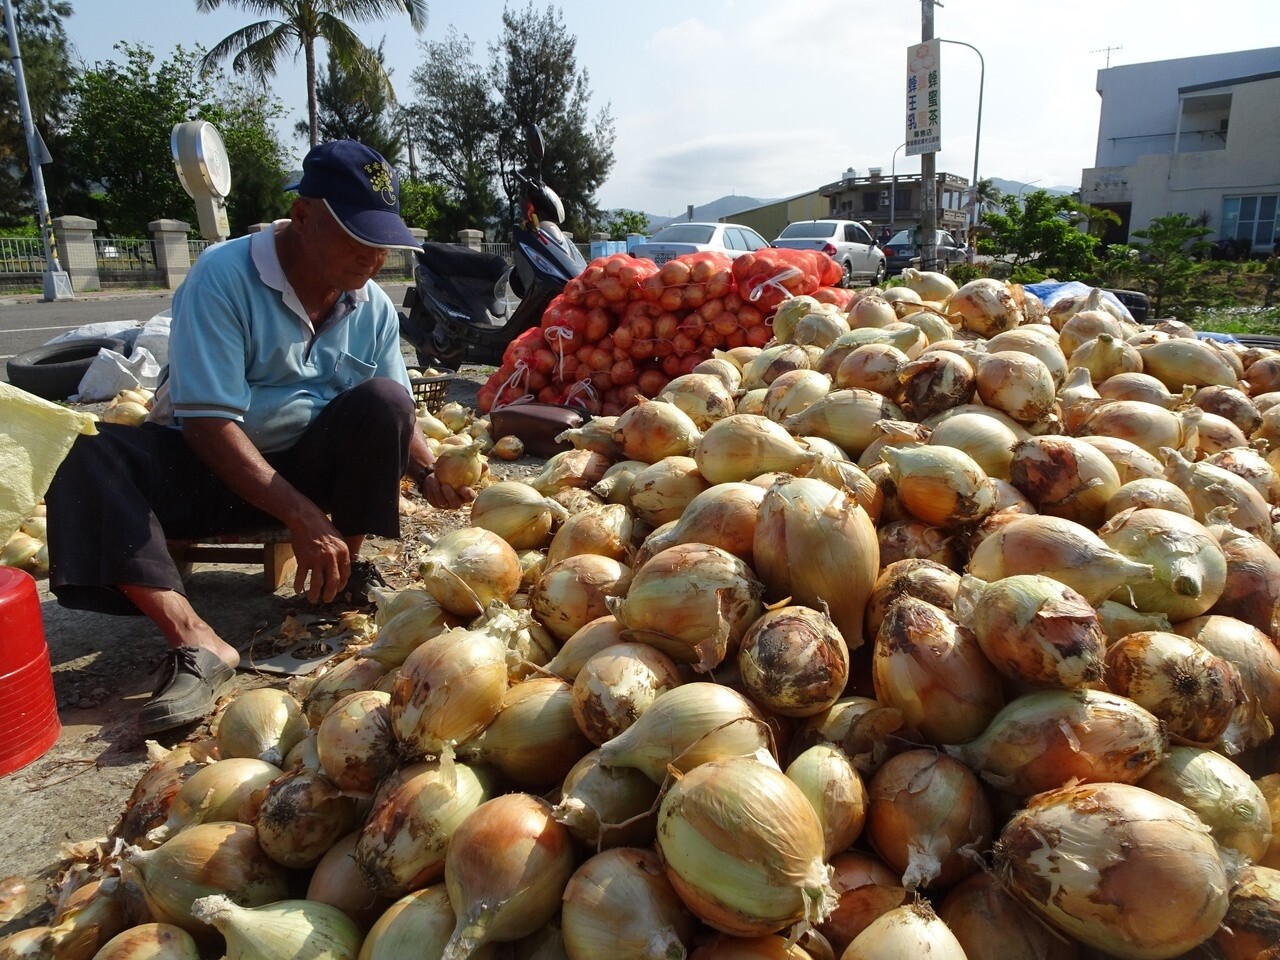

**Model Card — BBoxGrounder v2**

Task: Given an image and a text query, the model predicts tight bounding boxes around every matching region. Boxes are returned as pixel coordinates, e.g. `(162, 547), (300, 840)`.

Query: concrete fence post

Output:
(148, 219), (192, 289)
(52, 215), (100, 292)
(402, 228), (428, 276)
(457, 228), (483, 251)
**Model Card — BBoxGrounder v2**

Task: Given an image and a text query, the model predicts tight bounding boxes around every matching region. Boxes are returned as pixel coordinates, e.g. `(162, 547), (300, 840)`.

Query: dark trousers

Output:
(46, 378), (415, 615)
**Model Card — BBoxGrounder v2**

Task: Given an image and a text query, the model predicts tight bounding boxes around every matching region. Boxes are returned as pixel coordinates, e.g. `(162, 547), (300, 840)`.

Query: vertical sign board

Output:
(905, 39), (942, 157)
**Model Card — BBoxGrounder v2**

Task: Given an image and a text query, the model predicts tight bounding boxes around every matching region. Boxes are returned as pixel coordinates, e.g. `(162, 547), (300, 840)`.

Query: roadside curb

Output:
(0, 290), (171, 306)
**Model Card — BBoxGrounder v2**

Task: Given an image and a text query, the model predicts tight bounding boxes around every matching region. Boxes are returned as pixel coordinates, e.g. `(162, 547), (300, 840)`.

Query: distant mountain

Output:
(638, 195), (779, 233)
(987, 178), (1074, 199)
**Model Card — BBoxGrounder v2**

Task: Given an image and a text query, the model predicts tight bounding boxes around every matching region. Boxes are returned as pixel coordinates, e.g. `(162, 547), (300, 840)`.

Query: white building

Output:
(1079, 47), (1280, 253)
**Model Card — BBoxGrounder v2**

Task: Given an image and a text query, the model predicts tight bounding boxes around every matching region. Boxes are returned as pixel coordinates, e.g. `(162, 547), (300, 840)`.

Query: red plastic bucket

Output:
(0, 566), (61, 777)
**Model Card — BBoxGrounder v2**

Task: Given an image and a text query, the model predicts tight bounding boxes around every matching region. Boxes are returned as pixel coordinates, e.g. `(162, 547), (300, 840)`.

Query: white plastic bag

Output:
(75, 346), (162, 401)
(134, 312), (172, 368)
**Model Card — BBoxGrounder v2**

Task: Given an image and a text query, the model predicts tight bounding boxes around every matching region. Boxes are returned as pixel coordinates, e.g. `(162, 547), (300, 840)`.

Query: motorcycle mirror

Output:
(525, 123), (544, 167)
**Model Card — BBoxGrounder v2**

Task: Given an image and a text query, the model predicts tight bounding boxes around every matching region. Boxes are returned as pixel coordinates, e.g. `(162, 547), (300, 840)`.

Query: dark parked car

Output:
(883, 228), (968, 275)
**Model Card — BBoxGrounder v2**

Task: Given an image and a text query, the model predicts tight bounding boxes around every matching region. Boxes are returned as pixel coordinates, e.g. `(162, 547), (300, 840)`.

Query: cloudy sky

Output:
(62, 0), (1280, 218)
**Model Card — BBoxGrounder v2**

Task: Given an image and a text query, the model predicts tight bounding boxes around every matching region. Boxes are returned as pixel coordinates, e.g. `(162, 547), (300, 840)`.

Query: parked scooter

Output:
(398, 125), (586, 368)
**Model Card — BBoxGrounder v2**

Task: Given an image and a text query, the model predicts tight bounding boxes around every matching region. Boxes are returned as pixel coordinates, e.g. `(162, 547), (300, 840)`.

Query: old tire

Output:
(6, 337), (128, 401)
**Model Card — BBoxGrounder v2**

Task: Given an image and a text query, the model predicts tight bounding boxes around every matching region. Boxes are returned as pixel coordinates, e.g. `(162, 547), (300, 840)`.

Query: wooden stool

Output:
(166, 527), (296, 591)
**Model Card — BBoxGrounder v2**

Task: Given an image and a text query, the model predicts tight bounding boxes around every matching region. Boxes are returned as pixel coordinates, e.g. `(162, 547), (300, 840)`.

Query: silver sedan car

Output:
(629, 222), (771, 265)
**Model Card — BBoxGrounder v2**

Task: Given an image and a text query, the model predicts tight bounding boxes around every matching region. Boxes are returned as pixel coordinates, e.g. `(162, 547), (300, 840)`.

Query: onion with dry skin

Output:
(359, 599), (459, 668)
(318, 690), (399, 796)
(530, 554), (632, 644)
(879, 445), (995, 529)
(552, 750), (660, 850)
(461, 677), (593, 788)
(357, 886), (471, 960)
(762, 369), (832, 421)
(753, 477), (878, 651)
(840, 901), (967, 960)
(143, 756), (281, 844)
(470, 483), (568, 550)
(303, 657), (390, 727)
(1173, 615), (1280, 754)
(1163, 446), (1277, 548)
(657, 374), (738, 429)
(418, 528), (522, 617)
(947, 689), (1167, 796)
(665, 482), (765, 566)
(863, 559), (960, 640)
(694, 415), (818, 484)
(781, 389), (904, 460)
(529, 448), (612, 496)
(872, 596), (1004, 745)
(925, 411), (1020, 481)
(1078, 434), (1165, 483)
(1139, 337), (1240, 390)
(656, 757), (836, 937)
(974, 350), (1057, 424)
(560, 848), (696, 960)
(937, 872), (1079, 960)
(627, 456), (711, 527)
(1105, 477), (1194, 519)
(946, 278), (1023, 337)
(1009, 434), (1121, 528)
(91, 924), (201, 960)
(307, 831), (387, 928)
(1081, 400), (1191, 457)
(1103, 630), (1242, 746)
(833, 344), (908, 396)
(569, 642), (681, 746)
(1099, 507), (1227, 622)
(785, 744), (868, 860)
(895, 351), (975, 421)
(816, 853), (908, 957)
(255, 768), (357, 869)
(1098, 370), (1187, 407)
(215, 689), (307, 766)
(543, 615), (626, 681)
(738, 606), (849, 718)
(995, 781), (1231, 959)
(1210, 521), (1280, 638)
(876, 519), (960, 569)
(612, 399), (702, 463)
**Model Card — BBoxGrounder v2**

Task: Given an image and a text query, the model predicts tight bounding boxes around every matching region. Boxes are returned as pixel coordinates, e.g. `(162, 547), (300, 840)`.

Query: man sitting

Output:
(46, 140), (472, 735)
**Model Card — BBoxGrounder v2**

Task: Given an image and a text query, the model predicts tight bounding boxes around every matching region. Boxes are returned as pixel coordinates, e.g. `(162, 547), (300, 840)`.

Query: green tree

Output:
(0, 0), (77, 227)
(977, 190), (1100, 282)
(195, 0), (427, 148)
(209, 79), (294, 234)
(973, 177), (1002, 216)
(606, 209), (647, 241)
(293, 39), (403, 162)
(398, 178), (445, 235)
(488, 2), (615, 238)
(1129, 213), (1215, 319)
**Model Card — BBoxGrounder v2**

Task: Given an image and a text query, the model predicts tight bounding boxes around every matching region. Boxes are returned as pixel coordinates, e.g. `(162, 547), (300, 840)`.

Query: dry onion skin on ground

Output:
(9, 277), (1280, 960)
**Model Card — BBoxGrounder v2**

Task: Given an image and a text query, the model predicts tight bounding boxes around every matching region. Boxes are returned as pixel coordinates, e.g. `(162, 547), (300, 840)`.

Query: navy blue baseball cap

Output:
(287, 140), (420, 251)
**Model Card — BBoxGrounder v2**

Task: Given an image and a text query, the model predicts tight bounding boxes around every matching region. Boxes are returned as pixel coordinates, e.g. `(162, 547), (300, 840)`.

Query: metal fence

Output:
(0, 236), (45, 276)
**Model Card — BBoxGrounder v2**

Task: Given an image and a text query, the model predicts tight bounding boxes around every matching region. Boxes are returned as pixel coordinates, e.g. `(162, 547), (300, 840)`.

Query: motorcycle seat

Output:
(418, 241), (508, 283)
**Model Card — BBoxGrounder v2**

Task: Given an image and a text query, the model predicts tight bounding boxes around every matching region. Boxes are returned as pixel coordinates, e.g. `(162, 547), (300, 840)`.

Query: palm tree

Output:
(195, 0), (428, 148)
(973, 177), (1003, 216)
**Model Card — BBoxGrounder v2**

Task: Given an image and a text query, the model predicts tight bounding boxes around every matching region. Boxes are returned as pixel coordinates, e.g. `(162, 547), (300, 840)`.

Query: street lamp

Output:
(938, 38), (984, 264)
(1016, 179), (1043, 201)
(889, 141), (908, 233)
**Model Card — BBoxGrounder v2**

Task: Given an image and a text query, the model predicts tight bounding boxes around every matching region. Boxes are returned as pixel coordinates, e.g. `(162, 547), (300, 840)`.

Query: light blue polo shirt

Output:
(154, 223), (412, 453)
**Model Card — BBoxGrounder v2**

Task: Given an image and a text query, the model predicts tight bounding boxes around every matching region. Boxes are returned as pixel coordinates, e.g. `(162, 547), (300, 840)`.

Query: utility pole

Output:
(3, 0), (72, 300)
(919, 0), (938, 272)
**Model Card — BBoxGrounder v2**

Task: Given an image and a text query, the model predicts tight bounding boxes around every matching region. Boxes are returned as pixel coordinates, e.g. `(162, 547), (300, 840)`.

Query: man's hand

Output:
(289, 510), (351, 603)
(419, 472), (476, 510)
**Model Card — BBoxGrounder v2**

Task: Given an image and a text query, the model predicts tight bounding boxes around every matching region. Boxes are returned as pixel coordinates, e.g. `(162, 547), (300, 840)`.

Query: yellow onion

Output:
(545, 503), (633, 568)
(613, 399), (701, 463)
(1095, 600), (1172, 643)
(1061, 310), (1135, 357)
(530, 554), (632, 644)
(255, 767), (357, 869)
(736, 388), (768, 416)
(833, 344), (908, 396)
(598, 682), (774, 783)
(781, 390), (905, 460)
(846, 295), (897, 330)
(145, 757), (281, 844)
(737, 606), (848, 718)
(1009, 434), (1121, 528)
(987, 327), (1068, 386)
(698, 353), (748, 388)
(1210, 522), (1280, 638)
(855, 420), (929, 471)
(872, 597), (1003, 745)
(552, 750), (661, 850)
(974, 350), (1057, 424)
(694, 415), (818, 484)
(433, 439), (485, 489)
(763, 369), (832, 421)
(772, 296), (827, 344)
(925, 412), (1019, 481)
(303, 657), (389, 727)
(1191, 411), (1248, 457)
(570, 643), (681, 746)
(557, 417), (623, 459)
(529, 448), (612, 496)
(358, 886), (478, 960)
(543, 616), (625, 681)
(865, 750), (992, 891)
(1206, 445), (1280, 503)
(356, 758), (495, 898)
(876, 520), (959, 569)
(752, 477), (878, 650)
(418, 528), (521, 617)
(214, 689), (306, 766)
(516, 550), (546, 592)
(619, 543), (762, 672)
(863, 559), (959, 641)
(307, 830), (387, 929)
(743, 344), (812, 389)
(441, 794), (576, 959)
(1139, 337), (1240, 390)
(1049, 286), (1132, 330)
(657, 374), (737, 429)
(1056, 365), (1101, 434)
(1099, 507), (1227, 621)
(945, 278), (1023, 337)
(895, 351), (975, 421)
(561, 848), (695, 960)
(391, 627), (508, 758)
(789, 697), (880, 760)
(630, 521), (679, 571)
(967, 513), (1154, 605)
(957, 574), (1105, 690)
(995, 781), (1231, 959)
(817, 326), (924, 376)
(795, 457), (883, 523)
(880, 444), (995, 529)
(42, 877), (128, 960)
(1098, 370), (1188, 407)
(120, 822), (290, 934)
(91, 924), (201, 960)
(657, 757), (836, 936)
(112, 742), (211, 845)
(470, 482), (568, 550)
(592, 459), (647, 505)
(1210, 864), (1280, 960)
(1163, 447), (1276, 547)
(360, 598), (459, 668)
(841, 902), (966, 960)
(901, 268), (958, 301)
(1139, 745), (1273, 862)
(947, 689), (1166, 796)
(817, 853), (908, 957)
(627, 457), (710, 527)
(190, 895), (362, 960)
(664, 482), (765, 566)
(785, 744), (868, 860)
(1103, 630), (1241, 746)
(492, 435), (524, 460)
(462, 677), (593, 787)
(899, 310), (956, 347)
(1105, 477), (1194, 519)
(1173, 615), (1280, 754)
(317, 690), (398, 797)
(937, 872), (1079, 960)
(1078, 434), (1165, 483)
(1081, 400), (1193, 458)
